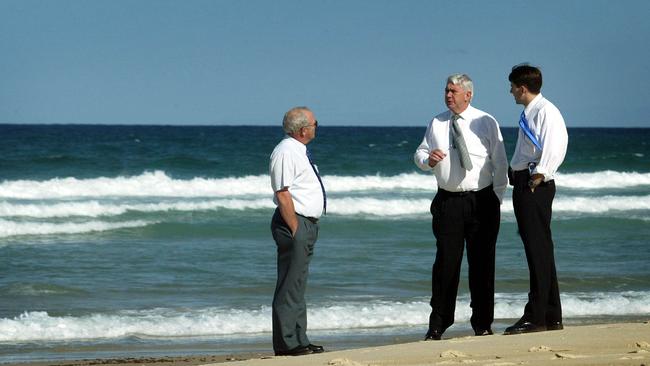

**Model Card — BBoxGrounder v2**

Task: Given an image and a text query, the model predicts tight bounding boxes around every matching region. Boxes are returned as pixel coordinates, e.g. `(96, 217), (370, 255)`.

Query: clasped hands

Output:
(528, 173), (544, 192)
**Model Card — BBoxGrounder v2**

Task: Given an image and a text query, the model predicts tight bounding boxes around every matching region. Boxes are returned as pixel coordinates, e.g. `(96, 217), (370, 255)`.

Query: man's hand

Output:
(428, 149), (447, 168)
(275, 189), (299, 236)
(528, 173), (544, 192)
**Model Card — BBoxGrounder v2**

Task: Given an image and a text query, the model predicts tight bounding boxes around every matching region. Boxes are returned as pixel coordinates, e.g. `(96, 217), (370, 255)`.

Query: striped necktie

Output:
(451, 114), (473, 170)
(306, 148), (327, 215)
(519, 111), (542, 150)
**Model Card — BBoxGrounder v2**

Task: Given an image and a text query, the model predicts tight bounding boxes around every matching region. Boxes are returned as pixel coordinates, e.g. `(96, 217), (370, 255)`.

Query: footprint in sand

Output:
(628, 341), (650, 354)
(620, 355), (645, 360)
(437, 350), (479, 364)
(440, 350), (469, 358)
(528, 345), (552, 352)
(554, 352), (587, 359)
(327, 358), (368, 366)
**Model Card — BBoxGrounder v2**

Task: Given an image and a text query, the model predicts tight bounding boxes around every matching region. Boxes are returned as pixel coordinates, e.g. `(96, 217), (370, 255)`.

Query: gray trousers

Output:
(270, 209), (319, 353)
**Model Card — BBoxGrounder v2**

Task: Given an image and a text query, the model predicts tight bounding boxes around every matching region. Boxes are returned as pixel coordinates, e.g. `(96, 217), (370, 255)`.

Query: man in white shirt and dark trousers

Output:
(269, 106), (326, 356)
(414, 74), (508, 340)
(504, 65), (568, 335)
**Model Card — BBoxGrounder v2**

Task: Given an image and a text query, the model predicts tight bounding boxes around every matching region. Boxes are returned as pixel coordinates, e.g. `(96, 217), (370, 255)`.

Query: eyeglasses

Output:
(304, 120), (318, 129)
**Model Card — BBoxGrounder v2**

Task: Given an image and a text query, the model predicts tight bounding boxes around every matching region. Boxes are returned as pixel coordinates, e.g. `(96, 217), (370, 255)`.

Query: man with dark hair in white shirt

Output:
(414, 74), (508, 340)
(269, 106), (326, 356)
(504, 64), (568, 335)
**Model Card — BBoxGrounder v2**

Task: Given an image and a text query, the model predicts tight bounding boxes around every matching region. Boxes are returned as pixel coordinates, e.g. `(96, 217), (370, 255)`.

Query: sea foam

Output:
(1, 171), (648, 238)
(0, 219), (155, 238)
(2, 170), (650, 199)
(0, 291), (648, 342)
(1, 196), (649, 220)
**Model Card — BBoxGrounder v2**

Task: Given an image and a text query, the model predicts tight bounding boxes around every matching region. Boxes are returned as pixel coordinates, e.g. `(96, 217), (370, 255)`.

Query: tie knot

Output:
(452, 114), (460, 122)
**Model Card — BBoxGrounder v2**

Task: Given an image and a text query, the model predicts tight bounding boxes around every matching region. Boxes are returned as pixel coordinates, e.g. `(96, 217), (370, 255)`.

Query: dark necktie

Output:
(306, 148), (327, 215)
(451, 114), (473, 170)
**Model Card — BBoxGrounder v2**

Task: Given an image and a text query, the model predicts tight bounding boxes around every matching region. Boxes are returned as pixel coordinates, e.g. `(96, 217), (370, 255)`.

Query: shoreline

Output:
(0, 354), (266, 366)
(3, 321), (648, 366)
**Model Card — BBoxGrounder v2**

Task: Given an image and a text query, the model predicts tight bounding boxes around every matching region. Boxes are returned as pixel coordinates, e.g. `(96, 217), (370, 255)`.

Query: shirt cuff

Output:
(494, 189), (503, 204)
(532, 165), (552, 181)
(417, 157), (434, 171)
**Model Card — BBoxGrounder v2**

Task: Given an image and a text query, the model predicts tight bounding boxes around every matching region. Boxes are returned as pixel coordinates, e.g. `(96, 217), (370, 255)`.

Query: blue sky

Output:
(1, 0), (649, 127)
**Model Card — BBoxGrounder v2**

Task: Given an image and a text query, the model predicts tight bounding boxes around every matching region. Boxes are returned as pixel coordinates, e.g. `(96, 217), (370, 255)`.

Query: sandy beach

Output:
(221, 321), (650, 366)
(4, 321), (647, 366)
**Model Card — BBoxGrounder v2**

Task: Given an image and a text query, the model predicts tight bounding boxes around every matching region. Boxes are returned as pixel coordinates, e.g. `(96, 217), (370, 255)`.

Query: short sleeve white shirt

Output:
(269, 136), (325, 218)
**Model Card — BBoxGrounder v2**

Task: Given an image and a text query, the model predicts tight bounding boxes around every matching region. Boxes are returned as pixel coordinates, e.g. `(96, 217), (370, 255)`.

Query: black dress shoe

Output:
(274, 346), (313, 356)
(424, 329), (443, 340)
(503, 320), (547, 335)
(307, 344), (324, 353)
(547, 321), (563, 331)
(474, 328), (493, 336)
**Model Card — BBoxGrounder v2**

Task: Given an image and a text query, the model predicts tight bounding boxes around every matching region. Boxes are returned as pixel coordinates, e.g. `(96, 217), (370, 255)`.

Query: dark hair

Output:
(509, 64), (542, 94)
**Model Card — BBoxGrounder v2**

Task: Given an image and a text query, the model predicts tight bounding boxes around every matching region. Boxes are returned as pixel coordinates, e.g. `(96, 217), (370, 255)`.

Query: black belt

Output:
(513, 169), (530, 178)
(513, 169), (553, 186)
(512, 162), (538, 177)
(297, 213), (319, 224)
(437, 185), (493, 197)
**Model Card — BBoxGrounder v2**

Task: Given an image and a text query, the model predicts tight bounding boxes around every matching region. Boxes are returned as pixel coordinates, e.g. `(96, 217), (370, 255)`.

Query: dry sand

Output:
(219, 321), (650, 366)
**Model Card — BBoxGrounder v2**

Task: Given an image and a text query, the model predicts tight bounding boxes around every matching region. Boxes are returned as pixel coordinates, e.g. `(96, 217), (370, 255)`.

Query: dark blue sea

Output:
(1, 125), (649, 363)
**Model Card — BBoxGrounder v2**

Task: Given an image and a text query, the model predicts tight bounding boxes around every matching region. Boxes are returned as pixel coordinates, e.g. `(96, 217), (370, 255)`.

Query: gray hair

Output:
(282, 106), (312, 134)
(447, 73), (474, 97)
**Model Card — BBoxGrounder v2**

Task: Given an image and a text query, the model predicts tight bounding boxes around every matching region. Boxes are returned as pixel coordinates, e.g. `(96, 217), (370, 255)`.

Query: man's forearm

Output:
(275, 189), (298, 235)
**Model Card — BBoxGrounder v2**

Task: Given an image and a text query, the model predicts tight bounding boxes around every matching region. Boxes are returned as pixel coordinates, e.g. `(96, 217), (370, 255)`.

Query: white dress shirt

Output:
(414, 105), (509, 202)
(270, 136), (325, 218)
(510, 94), (568, 181)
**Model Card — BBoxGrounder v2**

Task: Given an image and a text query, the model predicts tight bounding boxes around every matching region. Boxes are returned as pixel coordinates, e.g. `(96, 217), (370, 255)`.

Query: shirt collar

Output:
(285, 135), (308, 152)
(524, 94), (544, 115)
(452, 104), (474, 120)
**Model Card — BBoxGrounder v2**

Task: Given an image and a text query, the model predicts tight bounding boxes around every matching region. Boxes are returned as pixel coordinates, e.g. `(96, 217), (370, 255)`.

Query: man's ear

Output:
(520, 84), (530, 95)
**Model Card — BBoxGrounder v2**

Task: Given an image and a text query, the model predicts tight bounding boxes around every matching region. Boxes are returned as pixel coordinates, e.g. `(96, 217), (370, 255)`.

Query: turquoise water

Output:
(1, 125), (649, 362)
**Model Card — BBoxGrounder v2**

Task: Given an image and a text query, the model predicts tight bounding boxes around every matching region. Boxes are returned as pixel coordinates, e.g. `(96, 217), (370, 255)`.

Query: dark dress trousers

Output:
(429, 185), (500, 332)
(270, 210), (319, 353)
(512, 169), (562, 325)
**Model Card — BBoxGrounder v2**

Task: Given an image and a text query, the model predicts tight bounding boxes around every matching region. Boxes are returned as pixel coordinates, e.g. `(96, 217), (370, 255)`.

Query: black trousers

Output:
(270, 209), (319, 353)
(428, 185), (500, 332)
(512, 170), (562, 325)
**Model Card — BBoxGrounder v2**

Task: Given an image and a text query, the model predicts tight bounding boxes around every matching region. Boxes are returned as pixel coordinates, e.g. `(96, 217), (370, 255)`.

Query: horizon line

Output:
(1, 123), (648, 129)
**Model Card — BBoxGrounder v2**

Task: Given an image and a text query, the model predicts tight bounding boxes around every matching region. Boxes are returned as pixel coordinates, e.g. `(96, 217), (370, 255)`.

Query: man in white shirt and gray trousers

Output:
(414, 74), (508, 340)
(269, 106), (326, 356)
(504, 64), (568, 335)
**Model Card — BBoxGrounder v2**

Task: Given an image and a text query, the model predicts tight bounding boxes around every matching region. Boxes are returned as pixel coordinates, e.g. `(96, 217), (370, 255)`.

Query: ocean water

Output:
(1, 125), (649, 363)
